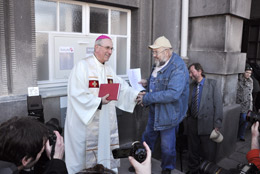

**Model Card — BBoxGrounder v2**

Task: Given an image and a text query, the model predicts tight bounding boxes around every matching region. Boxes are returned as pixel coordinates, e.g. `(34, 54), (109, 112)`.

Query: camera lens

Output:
(133, 148), (146, 163)
(199, 161), (229, 174)
(131, 142), (147, 163)
(246, 110), (260, 132)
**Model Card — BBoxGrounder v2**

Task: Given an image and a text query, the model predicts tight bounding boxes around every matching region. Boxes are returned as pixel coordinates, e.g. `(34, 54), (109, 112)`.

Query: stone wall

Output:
(0, 0), (256, 165)
(0, 0), (37, 123)
(188, 0), (252, 161)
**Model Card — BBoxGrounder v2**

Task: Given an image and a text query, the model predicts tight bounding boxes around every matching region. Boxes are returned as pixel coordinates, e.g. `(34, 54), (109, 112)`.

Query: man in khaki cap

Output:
(137, 36), (189, 174)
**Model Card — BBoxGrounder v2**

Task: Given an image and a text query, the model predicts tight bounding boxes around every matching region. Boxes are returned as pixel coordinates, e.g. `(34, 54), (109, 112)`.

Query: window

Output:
(242, 19), (260, 64)
(90, 7), (108, 34)
(35, 0), (131, 89)
(35, 0), (57, 31)
(60, 3), (82, 32)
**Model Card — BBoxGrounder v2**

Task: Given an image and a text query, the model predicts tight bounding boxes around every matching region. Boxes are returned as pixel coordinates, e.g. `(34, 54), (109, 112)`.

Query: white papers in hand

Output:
(127, 68), (145, 91)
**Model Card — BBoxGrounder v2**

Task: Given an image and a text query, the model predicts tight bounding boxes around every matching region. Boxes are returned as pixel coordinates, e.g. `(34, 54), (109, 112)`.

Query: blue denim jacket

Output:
(143, 53), (189, 131)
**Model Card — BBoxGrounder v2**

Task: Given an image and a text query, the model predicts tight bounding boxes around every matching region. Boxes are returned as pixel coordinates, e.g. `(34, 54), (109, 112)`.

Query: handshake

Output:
(136, 79), (147, 106)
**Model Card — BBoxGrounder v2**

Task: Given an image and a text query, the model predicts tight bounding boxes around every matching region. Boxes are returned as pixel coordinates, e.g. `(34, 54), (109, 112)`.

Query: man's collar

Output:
(198, 78), (205, 85)
(93, 54), (105, 66)
(156, 53), (174, 73)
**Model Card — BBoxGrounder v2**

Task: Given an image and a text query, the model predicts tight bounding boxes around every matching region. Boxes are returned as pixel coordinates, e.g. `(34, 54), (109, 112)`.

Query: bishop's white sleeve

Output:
(67, 61), (101, 125)
(112, 71), (139, 113)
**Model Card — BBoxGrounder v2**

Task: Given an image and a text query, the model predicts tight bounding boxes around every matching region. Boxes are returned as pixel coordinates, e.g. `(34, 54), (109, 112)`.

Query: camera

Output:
(45, 118), (62, 158)
(199, 161), (229, 174)
(112, 141), (147, 163)
(246, 110), (260, 125)
(199, 161), (259, 174)
(45, 118), (62, 144)
(34, 118), (62, 174)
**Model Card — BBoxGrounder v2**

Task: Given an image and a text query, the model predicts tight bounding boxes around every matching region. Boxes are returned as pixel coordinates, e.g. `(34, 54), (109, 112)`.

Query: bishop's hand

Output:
(101, 94), (110, 104)
(136, 92), (146, 106)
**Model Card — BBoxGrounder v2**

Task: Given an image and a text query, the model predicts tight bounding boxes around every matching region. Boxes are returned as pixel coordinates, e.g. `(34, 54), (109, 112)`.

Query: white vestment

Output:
(65, 55), (139, 174)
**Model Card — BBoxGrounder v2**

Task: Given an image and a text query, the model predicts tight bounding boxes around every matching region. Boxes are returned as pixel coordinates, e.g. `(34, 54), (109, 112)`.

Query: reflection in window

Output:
(35, 1), (130, 82)
(116, 38), (127, 75)
(36, 33), (49, 80)
(248, 43), (257, 58)
(35, 0), (57, 31)
(258, 45), (260, 59)
(60, 3), (82, 32)
(90, 7), (108, 33)
(249, 27), (258, 42)
(111, 10), (127, 35)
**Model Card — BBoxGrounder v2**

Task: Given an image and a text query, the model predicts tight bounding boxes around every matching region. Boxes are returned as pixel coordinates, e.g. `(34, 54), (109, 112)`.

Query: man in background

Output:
(236, 66), (253, 141)
(187, 63), (223, 174)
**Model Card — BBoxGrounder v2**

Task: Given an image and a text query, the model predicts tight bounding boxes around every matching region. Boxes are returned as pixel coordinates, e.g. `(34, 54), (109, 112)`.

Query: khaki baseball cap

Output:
(149, 36), (172, 49)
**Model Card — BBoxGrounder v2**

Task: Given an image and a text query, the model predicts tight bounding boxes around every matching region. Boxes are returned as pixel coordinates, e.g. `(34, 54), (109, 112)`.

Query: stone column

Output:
(0, 0), (8, 95)
(0, 0), (36, 122)
(188, 0), (252, 161)
(1, 0), (36, 96)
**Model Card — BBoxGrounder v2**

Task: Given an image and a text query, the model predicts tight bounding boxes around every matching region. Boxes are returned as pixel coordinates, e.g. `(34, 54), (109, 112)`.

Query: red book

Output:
(98, 83), (120, 100)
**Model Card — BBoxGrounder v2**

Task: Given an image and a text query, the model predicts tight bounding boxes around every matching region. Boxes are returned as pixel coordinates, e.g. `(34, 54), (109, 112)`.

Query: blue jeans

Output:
(238, 113), (248, 139)
(142, 113), (178, 170)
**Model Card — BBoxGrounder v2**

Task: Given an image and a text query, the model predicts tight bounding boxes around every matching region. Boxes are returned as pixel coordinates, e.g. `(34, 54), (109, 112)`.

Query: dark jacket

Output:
(43, 159), (68, 174)
(0, 159), (67, 174)
(0, 160), (19, 174)
(187, 78), (223, 135)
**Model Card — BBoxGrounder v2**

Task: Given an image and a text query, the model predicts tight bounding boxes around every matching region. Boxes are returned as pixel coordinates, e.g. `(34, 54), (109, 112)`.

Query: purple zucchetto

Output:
(96, 35), (112, 41)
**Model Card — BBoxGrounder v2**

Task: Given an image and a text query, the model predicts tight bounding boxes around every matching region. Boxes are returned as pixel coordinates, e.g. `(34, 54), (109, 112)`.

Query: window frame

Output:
(35, 0), (131, 93)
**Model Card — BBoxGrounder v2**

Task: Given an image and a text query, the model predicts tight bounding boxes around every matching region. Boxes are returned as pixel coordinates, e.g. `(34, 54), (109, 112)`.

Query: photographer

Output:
(0, 116), (67, 174)
(246, 121), (260, 170)
(128, 142), (152, 174)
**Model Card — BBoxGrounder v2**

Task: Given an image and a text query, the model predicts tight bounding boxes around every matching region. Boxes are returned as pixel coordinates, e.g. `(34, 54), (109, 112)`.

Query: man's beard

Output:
(154, 56), (168, 67)
(190, 76), (199, 83)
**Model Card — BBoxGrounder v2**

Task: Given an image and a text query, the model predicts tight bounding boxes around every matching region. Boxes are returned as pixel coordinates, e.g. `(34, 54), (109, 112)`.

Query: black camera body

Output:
(48, 132), (56, 147)
(237, 163), (259, 174)
(45, 119), (62, 141)
(246, 110), (260, 125)
(45, 118), (62, 158)
(199, 161), (259, 174)
(112, 141), (147, 163)
(34, 118), (62, 174)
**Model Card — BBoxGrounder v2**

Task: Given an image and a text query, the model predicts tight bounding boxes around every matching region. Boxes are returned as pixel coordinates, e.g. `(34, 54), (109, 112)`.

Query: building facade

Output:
(0, 0), (258, 163)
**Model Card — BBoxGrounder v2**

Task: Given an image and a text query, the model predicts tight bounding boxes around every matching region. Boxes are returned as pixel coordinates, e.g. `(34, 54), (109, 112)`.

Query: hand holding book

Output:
(98, 83), (121, 101)
(101, 94), (110, 104)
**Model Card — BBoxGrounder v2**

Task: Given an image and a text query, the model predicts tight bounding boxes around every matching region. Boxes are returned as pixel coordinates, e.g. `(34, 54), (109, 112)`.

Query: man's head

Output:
(244, 66), (252, 79)
(149, 36), (173, 67)
(0, 117), (49, 170)
(94, 35), (113, 64)
(188, 63), (205, 83)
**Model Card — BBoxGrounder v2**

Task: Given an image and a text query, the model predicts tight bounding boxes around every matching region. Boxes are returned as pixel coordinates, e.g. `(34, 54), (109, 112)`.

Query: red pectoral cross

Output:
(108, 79), (113, 84)
(92, 81), (97, 87)
(89, 80), (99, 88)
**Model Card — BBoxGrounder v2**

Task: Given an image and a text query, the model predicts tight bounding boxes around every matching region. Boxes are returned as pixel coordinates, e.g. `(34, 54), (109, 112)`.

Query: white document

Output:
(127, 68), (145, 91)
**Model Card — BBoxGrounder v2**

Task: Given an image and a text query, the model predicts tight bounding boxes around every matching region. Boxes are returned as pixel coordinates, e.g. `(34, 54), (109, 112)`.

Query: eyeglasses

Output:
(98, 44), (114, 51)
(152, 49), (168, 56)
